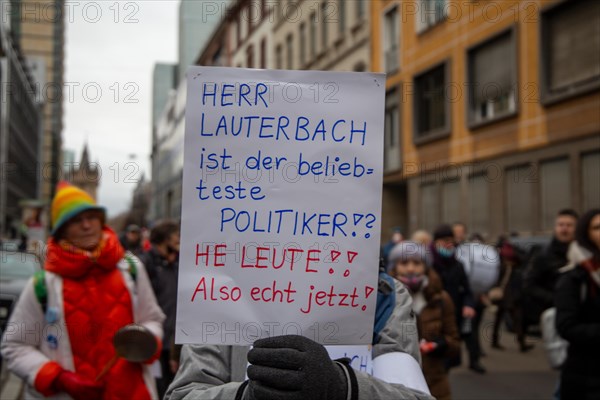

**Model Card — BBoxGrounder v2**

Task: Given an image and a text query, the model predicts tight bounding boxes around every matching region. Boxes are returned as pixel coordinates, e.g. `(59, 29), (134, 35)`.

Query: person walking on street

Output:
(1, 181), (165, 400)
(555, 209), (600, 400)
(390, 241), (460, 400)
(141, 220), (181, 399)
(490, 236), (528, 350)
(452, 222), (467, 245)
(456, 234), (499, 372)
(524, 209), (578, 339)
(430, 224), (479, 372)
(119, 224), (145, 257)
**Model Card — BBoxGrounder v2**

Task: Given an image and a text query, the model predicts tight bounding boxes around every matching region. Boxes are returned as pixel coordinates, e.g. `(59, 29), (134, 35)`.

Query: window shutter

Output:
(506, 165), (534, 233)
(442, 180), (461, 224)
(549, 0), (600, 90)
(421, 183), (439, 232)
(582, 152), (600, 210)
(473, 33), (513, 104)
(540, 159), (570, 231)
(469, 175), (489, 236)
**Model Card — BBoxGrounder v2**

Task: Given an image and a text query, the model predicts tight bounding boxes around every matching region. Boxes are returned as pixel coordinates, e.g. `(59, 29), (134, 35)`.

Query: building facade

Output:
(70, 145), (100, 200)
(371, 0), (600, 240)
(0, 7), (43, 236)
(9, 0), (65, 205)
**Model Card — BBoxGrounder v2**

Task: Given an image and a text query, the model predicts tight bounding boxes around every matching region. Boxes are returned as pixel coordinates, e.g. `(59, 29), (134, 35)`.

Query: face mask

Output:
(399, 274), (426, 292)
(437, 246), (455, 258)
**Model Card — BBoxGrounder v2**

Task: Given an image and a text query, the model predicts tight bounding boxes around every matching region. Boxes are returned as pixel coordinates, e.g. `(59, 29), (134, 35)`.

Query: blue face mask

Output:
(437, 246), (455, 258)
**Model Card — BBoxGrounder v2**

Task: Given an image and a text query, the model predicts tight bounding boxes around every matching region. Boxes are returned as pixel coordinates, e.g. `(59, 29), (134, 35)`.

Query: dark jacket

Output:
(524, 237), (570, 323)
(556, 264), (600, 399)
(430, 245), (475, 328)
(416, 270), (460, 400)
(141, 247), (179, 349)
(555, 241), (600, 400)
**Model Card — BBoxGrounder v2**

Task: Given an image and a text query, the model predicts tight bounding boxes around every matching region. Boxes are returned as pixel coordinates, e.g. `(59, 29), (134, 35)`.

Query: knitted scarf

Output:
(45, 227), (124, 279)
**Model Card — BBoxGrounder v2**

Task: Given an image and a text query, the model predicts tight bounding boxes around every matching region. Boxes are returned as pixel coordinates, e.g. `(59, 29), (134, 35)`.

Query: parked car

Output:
(0, 251), (41, 332)
(0, 251), (40, 372)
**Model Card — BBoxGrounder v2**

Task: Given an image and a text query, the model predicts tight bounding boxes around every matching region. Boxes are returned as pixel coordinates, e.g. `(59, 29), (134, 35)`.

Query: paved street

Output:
(450, 309), (559, 400)
(0, 308), (559, 400)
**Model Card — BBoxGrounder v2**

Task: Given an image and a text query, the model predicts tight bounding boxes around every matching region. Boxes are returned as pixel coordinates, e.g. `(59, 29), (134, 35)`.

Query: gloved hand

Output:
(420, 338), (448, 357)
(419, 339), (438, 354)
(245, 335), (348, 400)
(54, 370), (104, 400)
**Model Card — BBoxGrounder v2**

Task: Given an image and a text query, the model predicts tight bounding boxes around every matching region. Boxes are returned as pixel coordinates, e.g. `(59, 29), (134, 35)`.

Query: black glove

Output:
(430, 337), (448, 357)
(245, 335), (348, 400)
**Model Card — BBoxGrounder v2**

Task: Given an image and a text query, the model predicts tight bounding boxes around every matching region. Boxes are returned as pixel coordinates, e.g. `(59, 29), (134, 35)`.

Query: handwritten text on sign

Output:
(176, 67), (385, 345)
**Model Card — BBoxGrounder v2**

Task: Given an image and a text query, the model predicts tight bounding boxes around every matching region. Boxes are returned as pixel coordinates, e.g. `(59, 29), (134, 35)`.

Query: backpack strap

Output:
(33, 270), (48, 314)
(123, 253), (138, 284)
(373, 272), (396, 343)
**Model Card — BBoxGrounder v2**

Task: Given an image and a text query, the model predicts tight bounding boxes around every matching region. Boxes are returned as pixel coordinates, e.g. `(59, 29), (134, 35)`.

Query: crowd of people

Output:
(381, 208), (600, 400)
(1, 181), (598, 400)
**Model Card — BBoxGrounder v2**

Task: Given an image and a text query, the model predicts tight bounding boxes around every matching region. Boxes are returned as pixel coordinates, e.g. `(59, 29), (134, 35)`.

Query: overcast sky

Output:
(63, 1), (179, 217)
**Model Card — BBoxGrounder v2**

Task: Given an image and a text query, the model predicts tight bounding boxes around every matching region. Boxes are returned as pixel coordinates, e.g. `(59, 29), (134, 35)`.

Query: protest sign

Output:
(176, 66), (385, 345)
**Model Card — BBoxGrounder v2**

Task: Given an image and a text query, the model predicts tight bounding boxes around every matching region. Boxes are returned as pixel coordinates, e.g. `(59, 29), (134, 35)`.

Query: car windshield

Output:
(0, 252), (39, 278)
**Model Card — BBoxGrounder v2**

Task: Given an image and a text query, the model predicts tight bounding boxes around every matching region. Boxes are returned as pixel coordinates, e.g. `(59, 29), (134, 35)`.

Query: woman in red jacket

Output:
(1, 182), (165, 400)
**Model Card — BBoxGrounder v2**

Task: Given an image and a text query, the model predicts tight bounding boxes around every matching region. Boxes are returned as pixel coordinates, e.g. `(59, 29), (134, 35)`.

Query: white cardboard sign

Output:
(176, 66), (385, 345)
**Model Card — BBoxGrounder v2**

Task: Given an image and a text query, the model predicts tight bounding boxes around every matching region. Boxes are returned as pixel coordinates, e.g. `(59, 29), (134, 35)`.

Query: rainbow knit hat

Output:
(51, 181), (105, 235)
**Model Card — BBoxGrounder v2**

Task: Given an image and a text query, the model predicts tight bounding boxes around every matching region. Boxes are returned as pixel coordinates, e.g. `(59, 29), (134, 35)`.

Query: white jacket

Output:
(1, 254), (165, 400)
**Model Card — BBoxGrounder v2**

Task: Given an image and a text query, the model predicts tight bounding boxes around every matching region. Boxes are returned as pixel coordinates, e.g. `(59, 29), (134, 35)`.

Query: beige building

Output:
(371, 0), (600, 240)
(224, 0), (369, 72)
(9, 0), (65, 203)
(271, 0), (369, 72)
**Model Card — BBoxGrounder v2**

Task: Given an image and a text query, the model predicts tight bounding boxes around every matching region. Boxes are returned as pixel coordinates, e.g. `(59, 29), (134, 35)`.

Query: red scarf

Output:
(45, 227), (124, 279)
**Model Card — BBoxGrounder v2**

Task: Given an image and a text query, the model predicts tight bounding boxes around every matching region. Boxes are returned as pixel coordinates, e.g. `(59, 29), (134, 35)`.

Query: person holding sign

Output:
(389, 241), (460, 400)
(164, 266), (433, 400)
(1, 182), (165, 400)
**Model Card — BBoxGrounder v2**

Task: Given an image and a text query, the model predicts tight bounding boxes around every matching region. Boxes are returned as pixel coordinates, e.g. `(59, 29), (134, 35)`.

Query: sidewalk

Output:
(450, 308), (559, 400)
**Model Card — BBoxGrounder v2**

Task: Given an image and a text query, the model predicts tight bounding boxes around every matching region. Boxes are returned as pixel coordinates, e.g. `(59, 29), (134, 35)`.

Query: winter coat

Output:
(430, 245), (475, 328)
(415, 270), (460, 400)
(164, 280), (434, 400)
(141, 248), (179, 349)
(524, 237), (570, 324)
(555, 242), (600, 400)
(1, 229), (165, 400)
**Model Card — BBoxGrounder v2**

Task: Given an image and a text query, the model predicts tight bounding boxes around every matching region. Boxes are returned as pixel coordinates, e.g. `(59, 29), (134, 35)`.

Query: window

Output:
(541, 0), (600, 104)
(383, 6), (399, 73)
(338, 0), (345, 34)
(441, 180), (460, 224)
(356, 0), (365, 20)
(310, 12), (317, 58)
(384, 88), (401, 172)
(468, 30), (517, 125)
(286, 34), (294, 69)
(506, 165), (535, 234)
(540, 158), (571, 231)
(582, 151), (600, 210)
(246, 45), (254, 69)
(275, 44), (283, 69)
(300, 22), (306, 66)
(468, 174), (490, 236)
(321, 2), (328, 51)
(260, 38), (266, 69)
(421, 183), (439, 232)
(414, 62), (449, 142)
(416, 0), (447, 33)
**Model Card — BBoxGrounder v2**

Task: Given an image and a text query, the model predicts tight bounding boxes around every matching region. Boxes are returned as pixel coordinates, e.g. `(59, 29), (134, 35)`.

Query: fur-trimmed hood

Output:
(560, 241), (594, 273)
